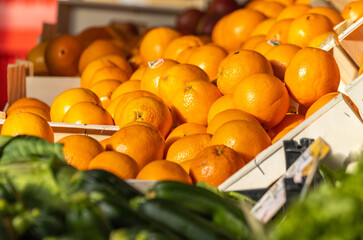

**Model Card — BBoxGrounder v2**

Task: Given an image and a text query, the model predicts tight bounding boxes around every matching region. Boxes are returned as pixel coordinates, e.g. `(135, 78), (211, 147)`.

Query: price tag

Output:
(251, 137), (330, 223)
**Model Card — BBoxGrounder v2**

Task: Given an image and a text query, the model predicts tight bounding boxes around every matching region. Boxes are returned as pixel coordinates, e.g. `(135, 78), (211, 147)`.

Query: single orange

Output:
(233, 73), (290, 129)
(276, 4), (311, 21)
(26, 41), (49, 76)
(109, 122), (165, 168)
(264, 43), (301, 80)
(158, 63), (210, 105)
(136, 160), (192, 184)
(271, 127), (294, 143)
(285, 47), (340, 107)
(57, 135), (104, 170)
(251, 18), (277, 36)
(305, 92), (340, 118)
(129, 66), (147, 81)
(165, 122), (207, 152)
(249, 1), (286, 18)
(207, 95), (235, 125)
(166, 133), (212, 164)
(308, 7), (344, 26)
(207, 109), (260, 134)
(115, 96), (173, 138)
(89, 151), (140, 179)
(171, 80), (222, 126)
(88, 66), (129, 87)
(44, 34), (83, 76)
(190, 145), (245, 187)
(253, 40), (278, 56)
(240, 35), (266, 50)
(62, 102), (114, 125)
(163, 35), (204, 61)
(7, 106), (51, 122)
(76, 26), (113, 48)
(139, 27), (181, 63)
(212, 9), (266, 52)
(175, 46), (199, 63)
(341, 1), (363, 22)
(50, 88), (101, 122)
(1, 112), (54, 142)
(6, 97), (50, 116)
(89, 79), (122, 108)
(179, 159), (193, 173)
(111, 80), (141, 100)
(209, 120), (272, 163)
(267, 113), (305, 140)
(308, 31), (338, 48)
(186, 44), (228, 81)
(78, 39), (125, 73)
(217, 50), (273, 95)
(265, 18), (293, 43)
(99, 137), (111, 150)
(287, 13), (334, 48)
(140, 59), (179, 97)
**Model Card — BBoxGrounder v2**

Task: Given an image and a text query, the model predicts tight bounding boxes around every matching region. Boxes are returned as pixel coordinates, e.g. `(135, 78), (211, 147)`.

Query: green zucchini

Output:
(138, 198), (235, 240)
(148, 181), (250, 239)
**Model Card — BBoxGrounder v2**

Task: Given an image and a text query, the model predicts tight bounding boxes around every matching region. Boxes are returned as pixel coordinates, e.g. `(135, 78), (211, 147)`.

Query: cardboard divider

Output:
(327, 0), (350, 12)
(0, 112), (5, 120)
(345, 74), (363, 117)
(7, 64), (26, 106)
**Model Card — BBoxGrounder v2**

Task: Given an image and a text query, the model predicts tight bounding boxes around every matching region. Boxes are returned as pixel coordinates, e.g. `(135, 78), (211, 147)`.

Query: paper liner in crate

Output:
(219, 94), (363, 192)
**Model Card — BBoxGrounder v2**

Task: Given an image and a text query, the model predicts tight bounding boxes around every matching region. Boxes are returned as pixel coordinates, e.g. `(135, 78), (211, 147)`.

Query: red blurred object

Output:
(176, 8), (204, 35)
(196, 13), (222, 36)
(207, 0), (240, 15)
(0, 0), (57, 110)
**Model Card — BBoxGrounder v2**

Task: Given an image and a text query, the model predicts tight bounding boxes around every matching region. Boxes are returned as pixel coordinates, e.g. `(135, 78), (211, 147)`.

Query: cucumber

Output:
(148, 181), (250, 239)
(138, 198), (235, 240)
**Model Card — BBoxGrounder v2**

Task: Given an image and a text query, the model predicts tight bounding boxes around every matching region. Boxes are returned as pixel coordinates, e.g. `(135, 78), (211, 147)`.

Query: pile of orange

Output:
(6, 1), (361, 187)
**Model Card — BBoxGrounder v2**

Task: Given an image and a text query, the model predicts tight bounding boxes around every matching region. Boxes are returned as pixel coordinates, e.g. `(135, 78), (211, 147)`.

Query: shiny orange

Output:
(240, 35), (266, 50)
(88, 66), (129, 87)
(163, 35), (204, 61)
(7, 106), (51, 122)
(207, 95), (235, 125)
(136, 160), (192, 184)
(129, 66), (147, 81)
(62, 102), (114, 125)
(57, 135), (104, 170)
(89, 79), (122, 108)
(209, 120), (272, 163)
(6, 97), (50, 116)
(308, 31), (338, 48)
(109, 122), (165, 168)
(111, 80), (141, 100)
(341, 1), (363, 22)
(249, 1), (286, 18)
(265, 19), (293, 43)
(267, 113), (305, 140)
(217, 50), (273, 95)
(285, 47), (340, 107)
(166, 133), (212, 164)
(89, 151), (140, 179)
(176, 46), (199, 63)
(253, 40), (278, 56)
(308, 7), (344, 26)
(190, 145), (245, 186)
(305, 92), (340, 118)
(276, 4), (311, 21)
(26, 41), (49, 76)
(251, 19), (277, 36)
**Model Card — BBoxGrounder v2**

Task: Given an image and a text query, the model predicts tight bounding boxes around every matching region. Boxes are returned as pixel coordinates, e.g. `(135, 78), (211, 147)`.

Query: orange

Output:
(89, 79), (122, 108)
(6, 97), (50, 116)
(253, 40), (278, 56)
(89, 151), (140, 179)
(166, 133), (212, 164)
(139, 27), (181, 63)
(212, 9), (266, 52)
(179, 159), (193, 173)
(287, 13), (334, 48)
(44, 34), (83, 76)
(136, 160), (192, 184)
(99, 137), (110, 150)
(112, 90), (162, 124)
(115, 96), (173, 138)
(265, 19), (293, 43)
(233, 73), (290, 129)
(158, 63), (210, 105)
(271, 127), (294, 143)
(276, 4), (311, 21)
(341, 1), (363, 22)
(190, 145), (245, 186)
(111, 80), (141, 100)
(78, 39), (125, 73)
(63, 102), (114, 125)
(129, 66), (147, 80)
(140, 59), (178, 96)
(76, 26), (113, 48)
(308, 31), (338, 48)
(285, 47), (340, 107)
(109, 122), (165, 168)
(57, 135), (104, 170)
(7, 106), (51, 122)
(50, 88), (101, 122)
(265, 0), (295, 6)
(163, 35), (204, 61)
(26, 41), (49, 76)
(240, 35), (266, 50)
(307, 7), (344, 26)
(1, 112), (54, 142)
(175, 46), (199, 63)
(249, 1), (286, 18)
(186, 44), (228, 81)
(305, 92), (340, 118)
(267, 113), (305, 139)
(295, 0), (311, 4)
(264, 43), (301, 80)
(207, 95), (235, 124)
(209, 120), (272, 163)
(251, 18), (277, 36)
(81, 54), (132, 88)
(88, 66), (129, 87)
(216, 50), (273, 95)
(165, 122), (207, 152)
(171, 81), (222, 126)
(207, 109), (260, 134)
